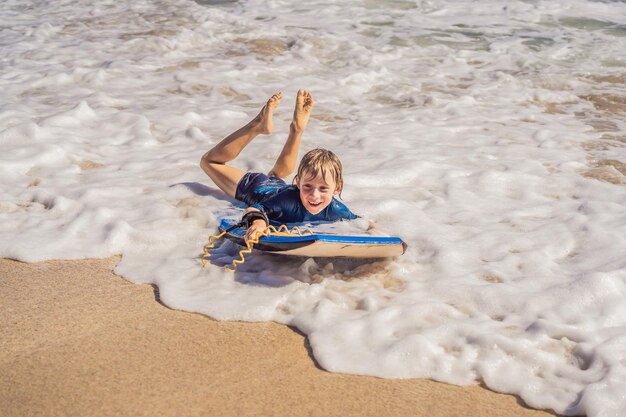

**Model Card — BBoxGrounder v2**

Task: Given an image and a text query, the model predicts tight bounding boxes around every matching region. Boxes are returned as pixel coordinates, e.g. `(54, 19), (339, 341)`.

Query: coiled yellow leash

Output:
(201, 223), (312, 272)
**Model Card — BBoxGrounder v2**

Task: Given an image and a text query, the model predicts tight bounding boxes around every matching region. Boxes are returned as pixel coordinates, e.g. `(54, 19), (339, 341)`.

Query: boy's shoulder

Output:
(327, 197), (358, 220)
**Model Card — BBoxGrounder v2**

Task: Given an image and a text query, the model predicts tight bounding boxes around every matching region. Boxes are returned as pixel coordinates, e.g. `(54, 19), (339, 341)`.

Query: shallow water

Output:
(1, 0), (626, 415)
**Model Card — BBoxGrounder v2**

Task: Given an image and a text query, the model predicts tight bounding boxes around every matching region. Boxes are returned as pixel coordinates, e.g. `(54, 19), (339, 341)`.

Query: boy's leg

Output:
(200, 92), (282, 197)
(268, 90), (313, 179)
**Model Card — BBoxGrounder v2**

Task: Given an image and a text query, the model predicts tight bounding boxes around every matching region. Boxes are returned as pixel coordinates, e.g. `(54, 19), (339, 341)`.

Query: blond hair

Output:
(296, 148), (344, 197)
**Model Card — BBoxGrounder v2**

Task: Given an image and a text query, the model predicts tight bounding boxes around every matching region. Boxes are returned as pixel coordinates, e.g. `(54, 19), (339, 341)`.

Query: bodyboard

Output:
(218, 218), (407, 258)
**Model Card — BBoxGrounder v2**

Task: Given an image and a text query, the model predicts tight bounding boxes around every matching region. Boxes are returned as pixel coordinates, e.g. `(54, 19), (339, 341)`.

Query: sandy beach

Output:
(1, 257), (560, 417)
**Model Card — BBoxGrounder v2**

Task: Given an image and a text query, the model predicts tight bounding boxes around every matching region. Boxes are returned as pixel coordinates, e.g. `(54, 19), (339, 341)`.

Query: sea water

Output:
(1, 0), (625, 415)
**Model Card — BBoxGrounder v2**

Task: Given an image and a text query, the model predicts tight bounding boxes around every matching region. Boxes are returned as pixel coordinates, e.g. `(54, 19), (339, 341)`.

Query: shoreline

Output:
(1, 257), (560, 417)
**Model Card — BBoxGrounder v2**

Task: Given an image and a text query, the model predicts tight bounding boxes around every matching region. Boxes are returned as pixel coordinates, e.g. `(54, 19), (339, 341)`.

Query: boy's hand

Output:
(245, 219), (267, 243)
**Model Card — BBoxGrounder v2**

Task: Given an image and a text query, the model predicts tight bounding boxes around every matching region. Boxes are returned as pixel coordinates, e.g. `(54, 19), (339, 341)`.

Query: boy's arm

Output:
(242, 207), (268, 243)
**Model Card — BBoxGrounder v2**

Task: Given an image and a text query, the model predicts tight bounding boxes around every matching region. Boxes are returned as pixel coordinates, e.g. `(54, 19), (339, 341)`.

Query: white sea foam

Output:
(2, 0), (626, 415)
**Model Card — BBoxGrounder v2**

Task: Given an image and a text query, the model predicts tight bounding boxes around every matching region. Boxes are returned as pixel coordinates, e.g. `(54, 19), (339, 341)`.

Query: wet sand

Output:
(0, 257), (560, 417)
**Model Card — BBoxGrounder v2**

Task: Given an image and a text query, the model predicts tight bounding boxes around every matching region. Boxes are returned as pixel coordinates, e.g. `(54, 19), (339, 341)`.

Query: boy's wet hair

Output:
(296, 148), (344, 197)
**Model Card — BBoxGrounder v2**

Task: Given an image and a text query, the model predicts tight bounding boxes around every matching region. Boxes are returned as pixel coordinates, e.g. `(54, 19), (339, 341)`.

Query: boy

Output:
(200, 90), (357, 242)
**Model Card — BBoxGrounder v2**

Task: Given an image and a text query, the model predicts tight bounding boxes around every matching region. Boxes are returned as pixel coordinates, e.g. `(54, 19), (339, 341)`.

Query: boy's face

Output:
(297, 169), (338, 215)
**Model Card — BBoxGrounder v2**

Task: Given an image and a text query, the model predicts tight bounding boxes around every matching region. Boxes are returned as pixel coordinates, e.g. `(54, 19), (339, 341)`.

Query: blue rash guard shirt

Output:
(235, 172), (358, 224)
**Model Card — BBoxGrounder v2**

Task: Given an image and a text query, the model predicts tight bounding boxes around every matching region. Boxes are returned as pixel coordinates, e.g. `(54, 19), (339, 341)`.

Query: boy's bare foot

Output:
(251, 92), (282, 134)
(291, 89), (313, 134)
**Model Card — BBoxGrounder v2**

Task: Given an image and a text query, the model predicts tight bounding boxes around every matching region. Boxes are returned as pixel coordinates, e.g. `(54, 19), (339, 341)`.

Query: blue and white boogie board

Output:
(218, 218), (407, 258)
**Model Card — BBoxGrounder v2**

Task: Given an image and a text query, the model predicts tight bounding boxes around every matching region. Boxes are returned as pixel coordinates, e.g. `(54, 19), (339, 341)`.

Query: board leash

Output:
(201, 223), (312, 272)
